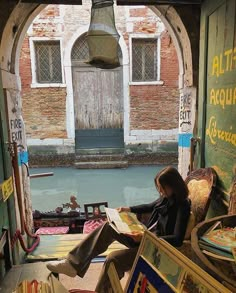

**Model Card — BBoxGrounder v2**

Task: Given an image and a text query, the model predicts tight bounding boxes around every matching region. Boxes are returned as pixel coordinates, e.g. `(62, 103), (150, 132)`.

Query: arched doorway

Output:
(0, 3), (197, 238)
(71, 33), (124, 152)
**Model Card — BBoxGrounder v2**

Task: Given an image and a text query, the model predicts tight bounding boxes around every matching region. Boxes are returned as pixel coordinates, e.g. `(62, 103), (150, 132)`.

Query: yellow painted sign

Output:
(1, 176), (14, 201)
(203, 0), (236, 192)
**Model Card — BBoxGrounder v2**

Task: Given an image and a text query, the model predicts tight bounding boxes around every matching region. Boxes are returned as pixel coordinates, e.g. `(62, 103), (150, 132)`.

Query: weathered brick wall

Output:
(38, 5), (60, 18)
(20, 37), (31, 89)
(22, 87), (67, 139)
(20, 3), (179, 140)
(20, 36), (67, 139)
(130, 30), (179, 130)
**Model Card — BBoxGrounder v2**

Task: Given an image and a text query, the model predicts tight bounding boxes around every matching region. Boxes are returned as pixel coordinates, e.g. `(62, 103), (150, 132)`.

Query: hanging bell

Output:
(87, 0), (120, 69)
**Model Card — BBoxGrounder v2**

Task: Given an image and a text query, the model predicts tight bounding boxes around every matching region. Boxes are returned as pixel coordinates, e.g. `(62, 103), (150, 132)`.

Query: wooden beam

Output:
(30, 172), (54, 179)
(0, 231), (7, 255)
(21, 0), (82, 4)
(20, 0), (201, 4)
(117, 0), (201, 5)
(0, 229), (11, 271)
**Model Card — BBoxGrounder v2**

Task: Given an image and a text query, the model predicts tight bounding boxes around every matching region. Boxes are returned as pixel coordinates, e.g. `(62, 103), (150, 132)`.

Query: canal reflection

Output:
(30, 166), (167, 212)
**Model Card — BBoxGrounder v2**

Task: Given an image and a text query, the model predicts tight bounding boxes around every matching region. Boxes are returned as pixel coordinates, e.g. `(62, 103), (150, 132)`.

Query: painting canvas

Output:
(126, 256), (175, 293)
(125, 231), (231, 293)
(180, 272), (212, 293)
(201, 228), (236, 252)
(108, 262), (124, 293)
(142, 238), (183, 288)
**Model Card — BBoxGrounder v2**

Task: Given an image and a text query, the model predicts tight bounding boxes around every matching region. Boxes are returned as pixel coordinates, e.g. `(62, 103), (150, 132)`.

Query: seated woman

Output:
(47, 166), (191, 292)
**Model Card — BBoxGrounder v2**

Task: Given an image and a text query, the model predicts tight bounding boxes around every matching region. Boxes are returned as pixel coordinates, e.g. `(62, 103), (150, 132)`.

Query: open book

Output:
(202, 249), (235, 262)
(201, 227), (236, 253)
(105, 207), (146, 234)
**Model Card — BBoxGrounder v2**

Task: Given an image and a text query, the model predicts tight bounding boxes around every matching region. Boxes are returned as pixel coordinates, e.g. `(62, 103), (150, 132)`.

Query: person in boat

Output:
(47, 166), (191, 292)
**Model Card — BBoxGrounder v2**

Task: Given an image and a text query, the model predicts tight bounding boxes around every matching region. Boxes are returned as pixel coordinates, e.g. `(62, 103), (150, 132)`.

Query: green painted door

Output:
(0, 76), (15, 278)
(198, 0), (236, 195)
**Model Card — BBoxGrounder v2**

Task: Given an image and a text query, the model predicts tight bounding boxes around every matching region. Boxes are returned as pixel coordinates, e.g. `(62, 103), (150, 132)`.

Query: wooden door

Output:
(198, 0), (236, 195)
(74, 68), (99, 130)
(100, 69), (123, 129)
(73, 66), (124, 150)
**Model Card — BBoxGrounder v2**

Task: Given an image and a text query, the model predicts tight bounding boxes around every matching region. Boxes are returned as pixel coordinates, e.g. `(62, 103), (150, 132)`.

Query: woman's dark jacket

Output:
(130, 196), (191, 247)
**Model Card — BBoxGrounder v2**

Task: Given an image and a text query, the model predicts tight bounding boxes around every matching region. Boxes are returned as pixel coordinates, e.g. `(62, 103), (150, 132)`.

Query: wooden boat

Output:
(33, 201), (108, 233)
(33, 209), (84, 232)
(191, 214), (236, 291)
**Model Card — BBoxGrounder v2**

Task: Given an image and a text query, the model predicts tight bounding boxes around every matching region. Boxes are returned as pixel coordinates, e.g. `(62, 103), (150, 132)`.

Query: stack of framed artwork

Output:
(108, 231), (232, 293)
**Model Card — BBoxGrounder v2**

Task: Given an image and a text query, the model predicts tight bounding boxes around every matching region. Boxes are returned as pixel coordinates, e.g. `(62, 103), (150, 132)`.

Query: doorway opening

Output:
(71, 33), (124, 152)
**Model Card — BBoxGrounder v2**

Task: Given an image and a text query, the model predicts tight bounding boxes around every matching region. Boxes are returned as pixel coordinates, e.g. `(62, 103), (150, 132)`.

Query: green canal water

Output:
(30, 165), (168, 212)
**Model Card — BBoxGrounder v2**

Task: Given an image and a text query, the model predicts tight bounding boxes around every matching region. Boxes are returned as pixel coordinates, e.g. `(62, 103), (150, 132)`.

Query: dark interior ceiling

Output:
(20, 0), (201, 5)
(116, 0), (201, 4)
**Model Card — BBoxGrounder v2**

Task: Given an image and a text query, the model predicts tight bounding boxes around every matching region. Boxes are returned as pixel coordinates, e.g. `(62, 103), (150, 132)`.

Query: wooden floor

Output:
(0, 233), (129, 292)
(0, 262), (128, 292)
(26, 233), (127, 262)
(0, 262), (55, 293)
(59, 263), (128, 292)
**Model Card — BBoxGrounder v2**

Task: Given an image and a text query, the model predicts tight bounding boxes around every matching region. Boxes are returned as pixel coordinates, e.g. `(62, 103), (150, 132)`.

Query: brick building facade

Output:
(1, 2), (204, 273)
(19, 2), (179, 157)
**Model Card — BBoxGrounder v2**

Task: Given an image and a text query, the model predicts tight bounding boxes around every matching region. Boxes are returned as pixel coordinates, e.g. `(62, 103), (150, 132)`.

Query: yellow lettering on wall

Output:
(219, 89), (225, 109)
(232, 134), (236, 146)
(233, 47), (236, 70)
(206, 116), (236, 147)
(212, 56), (219, 77)
(226, 88), (233, 105)
(224, 49), (232, 71)
(215, 89), (219, 104)
(209, 87), (236, 108)
(234, 88), (236, 104)
(210, 89), (216, 104)
(212, 47), (236, 76)
(219, 54), (225, 75)
(206, 116), (217, 144)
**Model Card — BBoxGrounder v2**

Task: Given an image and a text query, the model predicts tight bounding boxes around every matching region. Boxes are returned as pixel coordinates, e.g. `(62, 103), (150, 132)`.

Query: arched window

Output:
(71, 33), (89, 62)
(71, 33), (122, 63)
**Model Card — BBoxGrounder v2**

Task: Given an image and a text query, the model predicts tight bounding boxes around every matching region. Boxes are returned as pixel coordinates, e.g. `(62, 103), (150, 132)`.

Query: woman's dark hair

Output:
(154, 166), (189, 202)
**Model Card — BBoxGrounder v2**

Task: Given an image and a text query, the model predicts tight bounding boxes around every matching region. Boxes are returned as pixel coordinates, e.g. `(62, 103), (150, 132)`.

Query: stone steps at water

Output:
(74, 154), (128, 169)
(76, 154), (126, 162)
(76, 147), (124, 155)
(74, 160), (128, 169)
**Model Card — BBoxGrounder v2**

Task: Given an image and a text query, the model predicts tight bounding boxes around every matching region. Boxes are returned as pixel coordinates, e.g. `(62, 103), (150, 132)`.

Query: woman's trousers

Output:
(67, 222), (139, 292)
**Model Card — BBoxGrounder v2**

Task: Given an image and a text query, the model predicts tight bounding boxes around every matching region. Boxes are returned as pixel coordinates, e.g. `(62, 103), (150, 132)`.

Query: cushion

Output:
(36, 226), (69, 235)
(83, 219), (105, 234)
(187, 179), (211, 224)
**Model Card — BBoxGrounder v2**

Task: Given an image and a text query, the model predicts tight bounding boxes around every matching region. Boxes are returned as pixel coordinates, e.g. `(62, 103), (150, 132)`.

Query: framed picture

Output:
(141, 237), (184, 288)
(125, 231), (231, 293)
(179, 272), (212, 293)
(126, 256), (175, 293)
(108, 262), (124, 293)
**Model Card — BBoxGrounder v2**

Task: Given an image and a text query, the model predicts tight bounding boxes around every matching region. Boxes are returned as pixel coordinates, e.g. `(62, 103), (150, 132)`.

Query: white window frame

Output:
(129, 34), (163, 85)
(29, 37), (66, 88)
